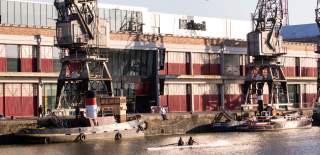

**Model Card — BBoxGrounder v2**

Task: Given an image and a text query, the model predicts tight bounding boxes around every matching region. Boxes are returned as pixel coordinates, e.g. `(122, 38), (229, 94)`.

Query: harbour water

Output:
(1, 127), (320, 155)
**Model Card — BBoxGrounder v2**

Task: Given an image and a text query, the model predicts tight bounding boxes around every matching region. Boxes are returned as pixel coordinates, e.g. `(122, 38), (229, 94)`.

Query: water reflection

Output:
(1, 128), (320, 155)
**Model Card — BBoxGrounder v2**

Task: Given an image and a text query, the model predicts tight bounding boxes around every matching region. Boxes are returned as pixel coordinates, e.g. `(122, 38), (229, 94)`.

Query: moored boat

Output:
(15, 115), (146, 144)
(243, 111), (312, 131)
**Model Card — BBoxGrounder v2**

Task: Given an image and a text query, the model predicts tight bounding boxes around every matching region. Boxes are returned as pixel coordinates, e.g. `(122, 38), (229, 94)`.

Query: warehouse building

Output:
(0, 0), (317, 116)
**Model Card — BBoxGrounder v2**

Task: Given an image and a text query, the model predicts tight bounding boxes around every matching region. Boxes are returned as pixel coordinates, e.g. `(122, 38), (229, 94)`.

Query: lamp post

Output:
(35, 35), (42, 72)
(35, 35), (43, 116)
(220, 45), (226, 110)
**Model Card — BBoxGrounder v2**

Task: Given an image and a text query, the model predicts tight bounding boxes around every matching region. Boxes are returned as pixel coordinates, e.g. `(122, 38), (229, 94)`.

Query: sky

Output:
(98, 0), (317, 25)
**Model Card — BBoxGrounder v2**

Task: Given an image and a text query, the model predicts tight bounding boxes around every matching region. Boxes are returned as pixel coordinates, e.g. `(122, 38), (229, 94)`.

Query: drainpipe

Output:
(220, 45), (225, 110)
(190, 53), (194, 112)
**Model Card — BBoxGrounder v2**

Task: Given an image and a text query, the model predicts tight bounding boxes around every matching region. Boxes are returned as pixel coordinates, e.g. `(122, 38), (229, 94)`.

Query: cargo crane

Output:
(243, 0), (289, 114)
(54, 0), (113, 109)
(315, 0), (320, 102)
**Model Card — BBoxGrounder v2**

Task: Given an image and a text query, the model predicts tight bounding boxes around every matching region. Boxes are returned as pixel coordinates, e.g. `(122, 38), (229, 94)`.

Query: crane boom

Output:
(315, 0), (320, 103)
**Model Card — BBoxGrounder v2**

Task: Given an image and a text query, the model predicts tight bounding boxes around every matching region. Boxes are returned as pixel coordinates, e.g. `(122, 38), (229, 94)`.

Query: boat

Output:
(15, 92), (147, 144)
(243, 111), (312, 131)
(211, 110), (247, 131)
(147, 140), (229, 151)
(312, 102), (320, 125)
(15, 115), (146, 144)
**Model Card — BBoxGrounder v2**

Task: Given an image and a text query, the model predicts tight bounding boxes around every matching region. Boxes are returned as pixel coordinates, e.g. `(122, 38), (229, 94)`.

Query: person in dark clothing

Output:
(75, 105), (80, 119)
(178, 137), (184, 146)
(38, 105), (44, 118)
(187, 137), (196, 145)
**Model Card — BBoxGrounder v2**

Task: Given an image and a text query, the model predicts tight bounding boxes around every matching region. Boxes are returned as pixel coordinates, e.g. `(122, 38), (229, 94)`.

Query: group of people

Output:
(178, 137), (197, 146)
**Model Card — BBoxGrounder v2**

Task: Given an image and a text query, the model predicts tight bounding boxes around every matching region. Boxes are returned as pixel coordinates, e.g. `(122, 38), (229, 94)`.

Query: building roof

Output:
(281, 23), (320, 40)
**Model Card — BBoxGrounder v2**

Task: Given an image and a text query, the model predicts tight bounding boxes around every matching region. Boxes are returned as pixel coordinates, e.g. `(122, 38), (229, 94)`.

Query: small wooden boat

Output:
(15, 116), (146, 144)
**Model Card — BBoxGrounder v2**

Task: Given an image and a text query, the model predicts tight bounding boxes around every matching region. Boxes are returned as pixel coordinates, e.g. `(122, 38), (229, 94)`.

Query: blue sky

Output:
(99, 0), (317, 25)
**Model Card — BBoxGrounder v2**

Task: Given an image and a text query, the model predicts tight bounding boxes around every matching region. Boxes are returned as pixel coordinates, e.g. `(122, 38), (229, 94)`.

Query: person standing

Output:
(160, 107), (168, 120)
(38, 105), (44, 118)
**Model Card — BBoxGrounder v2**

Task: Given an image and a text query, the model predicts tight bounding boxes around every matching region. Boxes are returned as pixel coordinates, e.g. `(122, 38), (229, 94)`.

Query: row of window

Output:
(0, 0), (56, 27)
(42, 84), (57, 113)
(100, 8), (143, 33)
(105, 49), (155, 77)
(0, 0), (144, 33)
(3, 44), (60, 72)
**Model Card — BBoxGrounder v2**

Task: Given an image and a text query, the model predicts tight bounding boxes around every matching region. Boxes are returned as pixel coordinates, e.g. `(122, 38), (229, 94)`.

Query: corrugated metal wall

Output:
(224, 54), (240, 76)
(0, 84), (3, 115)
(160, 84), (188, 112)
(166, 52), (188, 75)
(22, 84), (37, 116)
(300, 58), (317, 77)
(193, 84), (219, 112)
(192, 53), (220, 75)
(282, 57), (296, 77)
(40, 46), (53, 72)
(4, 84), (36, 117)
(5, 84), (22, 116)
(302, 84), (317, 108)
(224, 84), (243, 110)
(20, 45), (34, 72)
(0, 45), (6, 72)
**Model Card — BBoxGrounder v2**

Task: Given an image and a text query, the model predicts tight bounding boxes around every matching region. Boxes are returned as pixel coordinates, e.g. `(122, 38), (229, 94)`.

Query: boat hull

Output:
(244, 117), (313, 131)
(15, 119), (146, 144)
(15, 128), (144, 144)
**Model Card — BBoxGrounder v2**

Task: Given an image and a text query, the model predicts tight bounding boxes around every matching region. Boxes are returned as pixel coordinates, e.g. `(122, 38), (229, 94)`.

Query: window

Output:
(105, 8), (110, 20)
(110, 9), (116, 31)
(21, 2), (28, 25)
(42, 84), (57, 112)
(40, 4), (47, 26)
(14, 1), (21, 25)
(288, 84), (300, 107)
(99, 8), (104, 19)
(7, 1), (15, 24)
(34, 3), (41, 26)
(46, 5), (54, 27)
(53, 6), (58, 25)
(295, 57), (300, 77)
(0, 0), (8, 24)
(53, 47), (61, 72)
(27, 3), (34, 26)
(115, 9), (121, 32)
(6, 45), (19, 72)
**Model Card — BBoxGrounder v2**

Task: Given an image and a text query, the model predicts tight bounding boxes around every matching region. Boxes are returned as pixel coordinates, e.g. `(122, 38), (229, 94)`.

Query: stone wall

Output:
(143, 112), (217, 136)
(0, 119), (37, 135)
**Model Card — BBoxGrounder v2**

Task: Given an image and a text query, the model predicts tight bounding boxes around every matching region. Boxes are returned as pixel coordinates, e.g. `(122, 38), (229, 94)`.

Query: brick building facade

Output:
(0, 0), (317, 116)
